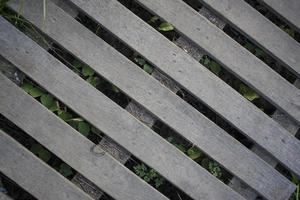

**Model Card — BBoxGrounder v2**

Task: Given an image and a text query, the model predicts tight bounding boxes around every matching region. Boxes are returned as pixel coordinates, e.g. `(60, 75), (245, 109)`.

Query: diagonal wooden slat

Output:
(0, 193), (12, 200)
(196, 0), (300, 78)
(0, 17), (245, 200)
(5, 1), (296, 199)
(134, 0), (300, 124)
(65, 0), (300, 177)
(0, 73), (168, 200)
(258, 0), (300, 33)
(0, 130), (93, 200)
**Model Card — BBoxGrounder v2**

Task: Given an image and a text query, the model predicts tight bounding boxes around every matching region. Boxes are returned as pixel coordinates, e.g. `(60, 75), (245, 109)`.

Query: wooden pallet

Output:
(0, 0), (299, 199)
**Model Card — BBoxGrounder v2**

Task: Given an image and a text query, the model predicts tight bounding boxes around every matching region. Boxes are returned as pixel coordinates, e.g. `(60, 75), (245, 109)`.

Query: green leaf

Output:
(72, 60), (83, 69)
(134, 57), (146, 66)
(82, 65), (94, 77)
(58, 111), (73, 121)
(144, 175), (151, 182)
(29, 87), (44, 98)
(21, 82), (34, 93)
(148, 16), (159, 23)
(143, 64), (154, 74)
(49, 101), (59, 112)
(203, 56), (210, 65)
(187, 147), (202, 160)
(111, 84), (120, 93)
(40, 94), (54, 108)
(208, 61), (221, 75)
(154, 177), (164, 188)
(175, 144), (186, 153)
(208, 161), (222, 178)
(59, 163), (73, 177)
(158, 22), (174, 31)
(239, 84), (259, 101)
(30, 144), (51, 162)
(86, 76), (100, 87)
(78, 121), (90, 136)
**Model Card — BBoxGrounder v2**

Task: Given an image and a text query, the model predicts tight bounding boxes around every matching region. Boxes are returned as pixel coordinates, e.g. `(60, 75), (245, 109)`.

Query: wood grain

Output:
(0, 130), (93, 200)
(0, 17), (244, 200)
(5, 1), (297, 199)
(66, 0), (300, 178)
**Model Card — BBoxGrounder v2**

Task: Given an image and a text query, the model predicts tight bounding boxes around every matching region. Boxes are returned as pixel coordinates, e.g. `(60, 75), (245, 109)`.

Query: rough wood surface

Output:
(0, 17), (246, 200)
(229, 78), (300, 199)
(65, 0), (300, 178)
(0, 130), (93, 200)
(6, 1), (297, 199)
(0, 193), (12, 200)
(134, 0), (300, 124)
(258, 0), (300, 33)
(0, 73), (168, 200)
(197, 0), (300, 77)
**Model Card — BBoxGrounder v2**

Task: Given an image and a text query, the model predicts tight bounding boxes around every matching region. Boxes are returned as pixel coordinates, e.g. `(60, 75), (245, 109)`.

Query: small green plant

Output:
(30, 143), (51, 162)
(58, 163), (73, 178)
(71, 60), (119, 92)
(201, 158), (222, 179)
(208, 160), (222, 178)
(133, 163), (165, 188)
(280, 25), (295, 38)
(244, 42), (266, 58)
(21, 81), (91, 137)
(148, 16), (174, 32)
(134, 57), (154, 74)
(200, 55), (222, 75)
(167, 137), (202, 160)
(158, 22), (174, 32)
(238, 83), (259, 101)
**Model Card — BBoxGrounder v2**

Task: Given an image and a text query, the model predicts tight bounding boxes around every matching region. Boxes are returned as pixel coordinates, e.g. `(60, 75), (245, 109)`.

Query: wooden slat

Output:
(0, 74), (168, 200)
(0, 193), (12, 200)
(229, 80), (300, 199)
(0, 18), (244, 200)
(258, 0), (300, 33)
(134, 0), (300, 124)
(197, 0), (300, 77)
(6, 1), (296, 199)
(66, 0), (300, 177)
(0, 130), (93, 200)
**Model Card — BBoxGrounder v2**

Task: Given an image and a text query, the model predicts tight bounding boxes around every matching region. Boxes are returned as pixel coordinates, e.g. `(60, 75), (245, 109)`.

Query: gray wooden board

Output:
(258, 0), (300, 33)
(197, 0), (300, 78)
(64, 0), (300, 178)
(0, 73), (168, 200)
(134, 0), (300, 125)
(229, 78), (300, 199)
(0, 130), (93, 200)
(0, 193), (12, 200)
(0, 18), (245, 200)
(6, 1), (297, 199)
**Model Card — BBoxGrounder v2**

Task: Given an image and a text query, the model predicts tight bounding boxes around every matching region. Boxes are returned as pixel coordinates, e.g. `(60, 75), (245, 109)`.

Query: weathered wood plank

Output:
(0, 193), (12, 200)
(0, 18), (244, 200)
(65, 0), (300, 177)
(6, 1), (297, 199)
(258, 0), (300, 33)
(229, 78), (300, 199)
(197, 0), (300, 78)
(0, 73), (168, 200)
(0, 130), (93, 200)
(134, 0), (300, 124)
